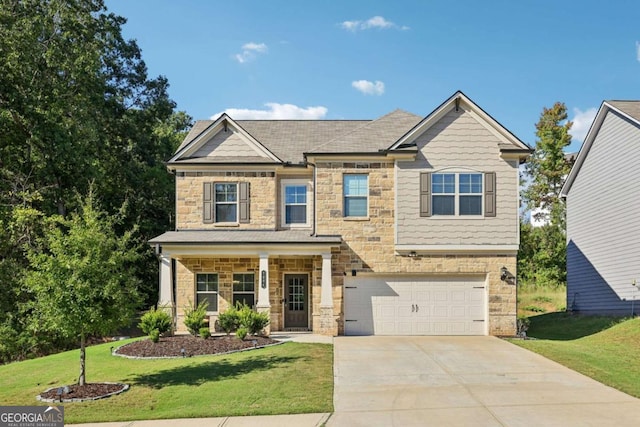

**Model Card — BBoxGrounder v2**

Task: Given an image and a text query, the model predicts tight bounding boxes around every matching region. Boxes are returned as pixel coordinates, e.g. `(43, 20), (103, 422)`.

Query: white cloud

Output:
(234, 42), (268, 63)
(352, 80), (385, 95)
(571, 107), (598, 143)
(211, 103), (328, 120)
(340, 16), (409, 32)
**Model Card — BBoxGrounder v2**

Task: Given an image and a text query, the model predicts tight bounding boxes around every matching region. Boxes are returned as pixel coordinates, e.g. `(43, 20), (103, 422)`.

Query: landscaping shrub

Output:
(217, 305), (240, 335)
(199, 327), (210, 339)
(237, 303), (270, 335)
(517, 316), (531, 337)
(139, 306), (172, 337)
(236, 326), (248, 340)
(149, 329), (160, 343)
(184, 300), (209, 336)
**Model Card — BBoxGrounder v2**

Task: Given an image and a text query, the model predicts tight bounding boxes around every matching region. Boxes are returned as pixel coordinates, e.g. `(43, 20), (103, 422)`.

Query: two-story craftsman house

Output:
(149, 91), (531, 336)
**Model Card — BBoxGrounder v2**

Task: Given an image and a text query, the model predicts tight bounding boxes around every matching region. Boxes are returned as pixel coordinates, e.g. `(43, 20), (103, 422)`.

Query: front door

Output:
(284, 274), (308, 329)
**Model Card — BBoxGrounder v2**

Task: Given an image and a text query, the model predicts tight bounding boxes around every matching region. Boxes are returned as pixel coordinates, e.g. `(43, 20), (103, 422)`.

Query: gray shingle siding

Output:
(566, 109), (640, 314)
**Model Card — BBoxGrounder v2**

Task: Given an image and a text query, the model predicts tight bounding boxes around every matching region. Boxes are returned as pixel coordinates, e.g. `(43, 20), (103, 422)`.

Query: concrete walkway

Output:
(328, 336), (640, 426)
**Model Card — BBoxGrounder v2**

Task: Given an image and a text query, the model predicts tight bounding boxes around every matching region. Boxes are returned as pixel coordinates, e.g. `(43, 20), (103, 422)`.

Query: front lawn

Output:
(511, 313), (640, 398)
(0, 339), (333, 424)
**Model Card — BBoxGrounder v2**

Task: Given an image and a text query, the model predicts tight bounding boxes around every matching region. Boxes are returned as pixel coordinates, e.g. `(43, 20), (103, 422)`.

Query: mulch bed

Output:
(38, 382), (128, 402)
(37, 335), (278, 402)
(114, 334), (279, 358)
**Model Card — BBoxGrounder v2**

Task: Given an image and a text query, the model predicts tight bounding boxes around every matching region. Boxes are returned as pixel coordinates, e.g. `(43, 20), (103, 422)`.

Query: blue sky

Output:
(106, 0), (640, 152)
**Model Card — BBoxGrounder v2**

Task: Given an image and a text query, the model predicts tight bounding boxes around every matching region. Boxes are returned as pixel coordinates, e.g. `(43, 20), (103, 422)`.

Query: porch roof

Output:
(149, 230), (342, 245)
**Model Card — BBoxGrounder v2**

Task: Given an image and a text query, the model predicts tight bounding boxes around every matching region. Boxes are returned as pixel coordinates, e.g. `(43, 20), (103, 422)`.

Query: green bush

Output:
(522, 305), (546, 313)
(217, 306), (240, 335)
(237, 303), (270, 336)
(517, 316), (531, 336)
(236, 326), (248, 340)
(139, 306), (172, 336)
(149, 329), (160, 343)
(199, 327), (210, 339)
(184, 300), (209, 336)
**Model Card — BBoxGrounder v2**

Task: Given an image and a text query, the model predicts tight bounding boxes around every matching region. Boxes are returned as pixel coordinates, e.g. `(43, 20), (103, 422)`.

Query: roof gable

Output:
(169, 114), (281, 165)
(389, 91), (531, 155)
(561, 100), (640, 197)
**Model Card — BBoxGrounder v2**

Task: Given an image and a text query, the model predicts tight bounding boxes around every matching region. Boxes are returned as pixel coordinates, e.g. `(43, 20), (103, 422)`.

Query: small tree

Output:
(24, 189), (141, 386)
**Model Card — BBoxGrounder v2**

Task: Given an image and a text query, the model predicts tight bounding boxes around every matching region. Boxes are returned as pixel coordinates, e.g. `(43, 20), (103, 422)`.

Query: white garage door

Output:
(344, 276), (486, 336)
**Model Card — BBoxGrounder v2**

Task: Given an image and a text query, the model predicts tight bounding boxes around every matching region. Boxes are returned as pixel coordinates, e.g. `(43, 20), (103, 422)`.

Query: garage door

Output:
(344, 276), (486, 335)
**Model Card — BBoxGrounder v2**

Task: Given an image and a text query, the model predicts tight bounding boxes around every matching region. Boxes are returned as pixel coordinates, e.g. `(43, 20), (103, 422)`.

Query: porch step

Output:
(283, 327), (311, 332)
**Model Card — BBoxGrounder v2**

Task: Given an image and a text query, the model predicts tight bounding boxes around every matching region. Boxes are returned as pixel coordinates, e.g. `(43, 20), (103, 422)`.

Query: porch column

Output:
(319, 252), (337, 336)
(320, 252), (333, 308)
(256, 252), (271, 335)
(158, 254), (173, 308)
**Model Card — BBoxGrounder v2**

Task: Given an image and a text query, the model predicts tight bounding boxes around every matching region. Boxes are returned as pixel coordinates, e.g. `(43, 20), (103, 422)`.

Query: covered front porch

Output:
(149, 230), (342, 336)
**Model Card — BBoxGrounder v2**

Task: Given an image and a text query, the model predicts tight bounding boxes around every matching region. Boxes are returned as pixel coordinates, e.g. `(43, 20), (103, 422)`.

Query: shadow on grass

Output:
(128, 354), (301, 388)
(526, 312), (626, 340)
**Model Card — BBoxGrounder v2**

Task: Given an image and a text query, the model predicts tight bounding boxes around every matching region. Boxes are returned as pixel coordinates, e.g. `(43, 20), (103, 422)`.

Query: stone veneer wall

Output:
(314, 161), (517, 336)
(175, 256), (321, 334)
(175, 171), (276, 230)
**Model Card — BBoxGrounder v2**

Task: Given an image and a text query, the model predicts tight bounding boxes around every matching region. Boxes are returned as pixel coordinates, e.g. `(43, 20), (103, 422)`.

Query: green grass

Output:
(511, 313), (640, 397)
(0, 339), (333, 424)
(518, 285), (566, 317)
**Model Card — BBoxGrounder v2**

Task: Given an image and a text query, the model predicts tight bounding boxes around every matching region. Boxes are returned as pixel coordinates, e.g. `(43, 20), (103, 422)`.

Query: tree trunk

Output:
(79, 333), (86, 386)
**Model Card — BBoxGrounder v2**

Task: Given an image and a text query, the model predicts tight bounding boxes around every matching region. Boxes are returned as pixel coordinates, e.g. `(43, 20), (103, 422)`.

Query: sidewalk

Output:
(72, 333), (333, 427)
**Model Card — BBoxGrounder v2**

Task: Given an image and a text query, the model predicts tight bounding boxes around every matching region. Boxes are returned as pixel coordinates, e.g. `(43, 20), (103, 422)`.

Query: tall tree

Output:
(522, 102), (573, 227)
(519, 103), (574, 288)
(0, 0), (191, 362)
(24, 189), (141, 385)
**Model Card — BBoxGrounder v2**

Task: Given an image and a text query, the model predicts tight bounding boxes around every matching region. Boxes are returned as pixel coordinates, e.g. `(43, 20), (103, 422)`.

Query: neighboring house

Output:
(149, 91), (531, 336)
(561, 101), (640, 315)
(528, 152), (576, 227)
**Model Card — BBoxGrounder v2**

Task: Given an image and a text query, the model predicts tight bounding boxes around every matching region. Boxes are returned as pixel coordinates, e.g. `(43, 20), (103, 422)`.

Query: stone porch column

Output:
(319, 252), (337, 335)
(256, 252), (271, 335)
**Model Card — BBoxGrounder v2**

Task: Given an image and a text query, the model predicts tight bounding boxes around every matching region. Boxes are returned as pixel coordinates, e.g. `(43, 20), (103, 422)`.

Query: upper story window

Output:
(282, 180), (310, 227)
(344, 174), (368, 217)
(215, 183), (237, 222)
(196, 273), (218, 312)
(421, 172), (495, 217)
(203, 182), (250, 224)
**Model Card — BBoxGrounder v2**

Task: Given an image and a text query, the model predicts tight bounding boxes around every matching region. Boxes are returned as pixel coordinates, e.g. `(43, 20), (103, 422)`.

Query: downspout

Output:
(307, 160), (317, 236)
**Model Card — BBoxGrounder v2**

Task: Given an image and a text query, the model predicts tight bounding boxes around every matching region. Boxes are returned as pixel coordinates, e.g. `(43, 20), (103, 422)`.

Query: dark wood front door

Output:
(284, 274), (308, 328)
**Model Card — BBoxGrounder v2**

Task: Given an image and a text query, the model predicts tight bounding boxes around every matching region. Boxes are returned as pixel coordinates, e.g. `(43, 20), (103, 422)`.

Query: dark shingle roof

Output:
(607, 101), (640, 122)
(149, 230), (342, 245)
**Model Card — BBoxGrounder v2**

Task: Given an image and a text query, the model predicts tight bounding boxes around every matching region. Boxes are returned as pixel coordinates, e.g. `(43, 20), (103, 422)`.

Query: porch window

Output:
(196, 273), (218, 311)
(233, 273), (255, 308)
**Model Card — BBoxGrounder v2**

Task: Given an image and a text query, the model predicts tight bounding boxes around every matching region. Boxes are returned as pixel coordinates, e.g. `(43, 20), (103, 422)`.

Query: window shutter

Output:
(203, 182), (214, 223)
(239, 182), (250, 223)
(484, 172), (496, 217)
(420, 172), (431, 217)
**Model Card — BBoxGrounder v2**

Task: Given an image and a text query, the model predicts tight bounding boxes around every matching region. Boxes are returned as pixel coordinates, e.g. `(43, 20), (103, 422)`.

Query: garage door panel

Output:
(344, 276), (486, 336)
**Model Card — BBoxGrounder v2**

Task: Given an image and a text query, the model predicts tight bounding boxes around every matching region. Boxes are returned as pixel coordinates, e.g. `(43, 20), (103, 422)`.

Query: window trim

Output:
(280, 179), (311, 228)
(431, 172), (484, 217)
(232, 272), (256, 309)
(214, 182), (239, 224)
(195, 272), (219, 313)
(343, 173), (369, 218)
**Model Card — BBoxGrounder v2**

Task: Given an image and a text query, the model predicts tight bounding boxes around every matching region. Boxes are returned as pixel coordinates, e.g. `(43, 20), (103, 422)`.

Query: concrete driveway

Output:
(328, 336), (640, 427)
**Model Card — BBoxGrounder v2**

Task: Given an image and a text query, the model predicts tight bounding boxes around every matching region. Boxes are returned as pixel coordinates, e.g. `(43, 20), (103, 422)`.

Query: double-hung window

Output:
(232, 273), (255, 308)
(432, 173), (483, 216)
(196, 273), (218, 311)
(343, 174), (368, 217)
(215, 183), (238, 222)
(282, 180), (309, 227)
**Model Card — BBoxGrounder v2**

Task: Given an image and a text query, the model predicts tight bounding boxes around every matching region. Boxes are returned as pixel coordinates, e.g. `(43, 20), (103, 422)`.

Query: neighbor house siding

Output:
(396, 106), (519, 246)
(566, 110), (640, 314)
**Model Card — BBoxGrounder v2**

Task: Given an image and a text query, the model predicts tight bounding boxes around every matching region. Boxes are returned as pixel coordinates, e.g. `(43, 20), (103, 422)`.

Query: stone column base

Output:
(256, 305), (271, 336)
(316, 306), (338, 336)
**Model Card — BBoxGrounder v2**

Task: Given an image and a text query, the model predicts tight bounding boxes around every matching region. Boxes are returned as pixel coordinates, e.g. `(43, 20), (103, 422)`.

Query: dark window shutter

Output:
(420, 172), (431, 217)
(203, 182), (214, 223)
(239, 182), (250, 223)
(484, 172), (496, 217)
